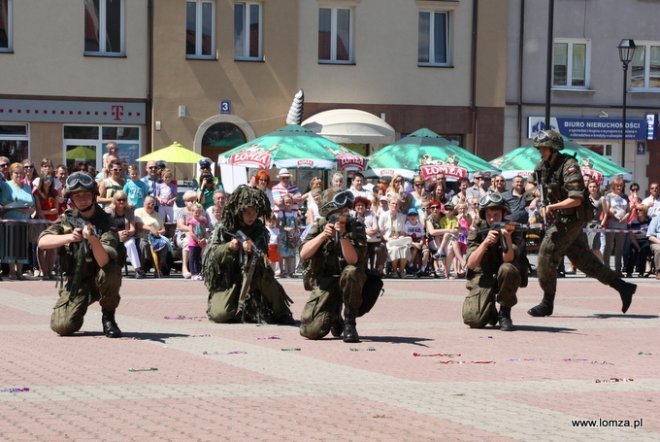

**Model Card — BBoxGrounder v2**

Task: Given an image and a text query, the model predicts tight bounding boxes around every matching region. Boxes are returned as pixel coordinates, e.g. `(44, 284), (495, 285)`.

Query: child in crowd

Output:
(156, 168), (177, 222)
(208, 205), (223, 228)
(186, 203), (208, 281)
(265, 215), (281, 276)
(277, 193), (299, 278)
(123, 165), (148, 208)
(404, 208), (429, 277)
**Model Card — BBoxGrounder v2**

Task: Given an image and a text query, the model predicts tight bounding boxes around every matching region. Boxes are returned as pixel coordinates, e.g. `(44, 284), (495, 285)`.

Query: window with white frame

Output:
(0, 0), (12, 52)
(84, 0), (125, 56)
(552, 39), (589, 88)
(186, 0), (215, 59)
(318, 7), (353, 63)
(234, 2), (262, 60)
(631, 42), (660, 92)
(0, 124), (29, 163)
(418, 10), (451, 66)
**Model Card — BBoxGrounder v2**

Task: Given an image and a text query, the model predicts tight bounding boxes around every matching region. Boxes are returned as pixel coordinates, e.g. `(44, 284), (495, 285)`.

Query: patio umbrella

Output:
(489, 138), (632, 183)
(367, 128), (499, 181)
(217, 124), (367, 171)
(136, 141), (205, 164)
(65, 145), (97, 160)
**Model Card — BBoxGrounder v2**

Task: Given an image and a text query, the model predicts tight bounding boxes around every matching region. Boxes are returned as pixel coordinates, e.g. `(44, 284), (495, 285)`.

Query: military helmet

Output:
(533, 129), (563, 151)
(319, 188), (354, 218)
(63, 171), (98, 198)
(479, 192), (510, 219)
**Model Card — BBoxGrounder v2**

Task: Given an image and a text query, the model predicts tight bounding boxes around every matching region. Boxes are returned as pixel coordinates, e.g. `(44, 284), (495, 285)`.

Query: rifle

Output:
(63, 213), (96, 302)
(535, 170), (548, 226)
(233, 230), (265, 323)
(481, 221), (530, 253)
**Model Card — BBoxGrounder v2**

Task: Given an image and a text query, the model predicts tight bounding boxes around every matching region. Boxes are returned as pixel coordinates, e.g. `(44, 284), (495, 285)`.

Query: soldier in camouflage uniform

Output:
(38, 172), (125, 338)
(299, 188), (368, 343)
(465, 193), (520, 331)
(202, 185), (293, 324)
(526, 130), (636, 317)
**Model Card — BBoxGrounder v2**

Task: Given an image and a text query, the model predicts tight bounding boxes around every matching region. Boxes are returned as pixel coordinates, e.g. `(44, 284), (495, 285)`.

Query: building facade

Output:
(505, 0), (660, 189)
(0, 0), (149, 171)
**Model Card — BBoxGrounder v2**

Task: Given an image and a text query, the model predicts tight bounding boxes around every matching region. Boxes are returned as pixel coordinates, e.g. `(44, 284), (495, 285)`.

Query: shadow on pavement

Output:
(359, 335), (434, 347)
(513, 325), (577, 333)
(593, 313), (658, 319)
(75, 331), (190, 343)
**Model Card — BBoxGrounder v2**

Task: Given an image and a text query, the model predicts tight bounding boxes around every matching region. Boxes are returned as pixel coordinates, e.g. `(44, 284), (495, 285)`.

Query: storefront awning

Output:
(302, 109), (395, 145)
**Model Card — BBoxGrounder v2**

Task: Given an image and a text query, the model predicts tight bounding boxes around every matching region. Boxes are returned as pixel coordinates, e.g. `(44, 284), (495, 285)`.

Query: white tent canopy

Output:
(302, 109), (395, 145)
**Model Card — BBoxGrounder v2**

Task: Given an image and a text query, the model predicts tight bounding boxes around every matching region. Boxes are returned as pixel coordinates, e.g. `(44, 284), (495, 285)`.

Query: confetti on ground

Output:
(438, 360), (496, 365)
(257, 336), (281, 340)
(281, 348), (301, 352)
(128, 368), (158, 372)
(164, 315), (206, 320)
(413, 352), (461, 358)
(638, 352), (652, 356)
(595, 378), (634, 383)
(507, 358), (539, 362)
(1, 387), (30, 393)
(189, 334), (211, 337)
(563, 358), (614, 365)
(350, 347), (376, 352)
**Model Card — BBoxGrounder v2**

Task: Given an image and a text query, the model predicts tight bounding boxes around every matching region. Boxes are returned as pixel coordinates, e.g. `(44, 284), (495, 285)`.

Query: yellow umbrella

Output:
(136, 142), (204, 164)
(66, 145), (97, 160)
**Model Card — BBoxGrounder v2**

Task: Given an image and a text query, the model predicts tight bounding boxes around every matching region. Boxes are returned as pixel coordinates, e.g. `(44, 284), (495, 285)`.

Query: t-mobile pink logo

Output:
(111, 105), (125, 121)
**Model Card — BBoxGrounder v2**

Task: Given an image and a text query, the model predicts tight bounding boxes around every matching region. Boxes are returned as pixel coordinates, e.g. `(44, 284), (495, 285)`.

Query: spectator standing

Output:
(330, 172), (345, 190)
(277, 193), (299, 278)
(585, 180), (605, 262)
(156, 168), (178, 222)
(451, 177), (470, 206)
(265, 214), (281, 275)
(186, 203), (208, 280)
(97, 160), (125, 206)
(175, 190), (198, 279)
(646, 210), (660, 279)
(601, 178), (630, 275)
(140, 161), (162, 204)
(408, 175), (428, 210)
(123, 165), (148, 209)
(32, 173), (60, 279)
(625, 205), (651, 278)
(0, 156), (10, 183)
(348, 172), (373, 200)
(21, 160), (37, 189)
(255, 170), (274, 207)
(272, 168), (302, 213)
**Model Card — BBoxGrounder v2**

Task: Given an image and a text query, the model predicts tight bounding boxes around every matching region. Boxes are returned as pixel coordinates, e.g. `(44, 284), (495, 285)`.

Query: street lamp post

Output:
(618, 39), (636, 168)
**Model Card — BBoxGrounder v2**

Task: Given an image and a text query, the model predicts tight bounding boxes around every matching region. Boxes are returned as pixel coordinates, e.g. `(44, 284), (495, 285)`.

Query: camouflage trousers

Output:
(538, 219), (617, 297)
(299, 265), (366, 340)
(207, 268), (291, 323)
(50, 262), (122, 336)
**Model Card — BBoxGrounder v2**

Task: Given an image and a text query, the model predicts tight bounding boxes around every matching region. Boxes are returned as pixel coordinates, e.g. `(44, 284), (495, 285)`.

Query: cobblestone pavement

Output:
(1, 274), (658, 441)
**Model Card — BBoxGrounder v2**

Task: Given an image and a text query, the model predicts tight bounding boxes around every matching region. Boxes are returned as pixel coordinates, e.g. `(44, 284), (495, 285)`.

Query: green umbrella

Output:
(65, 145), (97, 160)
(217, 124), (367, 171)
(490, 138), (632, 183)
(367, 128), (499, 181)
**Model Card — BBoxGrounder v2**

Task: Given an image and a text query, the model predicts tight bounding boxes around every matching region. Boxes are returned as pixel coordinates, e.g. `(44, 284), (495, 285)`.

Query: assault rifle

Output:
(234, 230), (265, 323)
(481, 221), (530, 253)
(63, 213), (96, 302)
(535, 170), (548, 225)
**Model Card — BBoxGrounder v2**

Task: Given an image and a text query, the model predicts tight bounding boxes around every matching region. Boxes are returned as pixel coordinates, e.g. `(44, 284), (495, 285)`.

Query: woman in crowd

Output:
(106, 190), (144, 278)
(408, 174), (428, 210)
(255, 169), (274, 206)
(429, 180), (450, 206)
(32, 173), (60, 279)
(353, 196), (386, 275)
(586, 180), (605, 263)
(378, 195), (410, 278)
(1, 163), (36, 279)
(21, 159), (37, 189)
(277, 193), (299, 278)
(97, 159), (125, 207)
(135, 195), (169, 276)
(386, 174), (411, 214)
(601, 178), (629, 276)
(330, 172), (345, 189)
(424, 199), (447, 278)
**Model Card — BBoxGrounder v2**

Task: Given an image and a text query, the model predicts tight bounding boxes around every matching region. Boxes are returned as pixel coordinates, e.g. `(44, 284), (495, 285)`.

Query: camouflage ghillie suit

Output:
(202, 185), (293, 324)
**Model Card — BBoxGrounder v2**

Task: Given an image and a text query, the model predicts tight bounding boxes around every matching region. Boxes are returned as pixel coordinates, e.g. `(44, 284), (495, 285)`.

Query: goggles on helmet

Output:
(319, 190), (355, 217)
(479, 192), (503, 209)
(66, 172), (96, 193)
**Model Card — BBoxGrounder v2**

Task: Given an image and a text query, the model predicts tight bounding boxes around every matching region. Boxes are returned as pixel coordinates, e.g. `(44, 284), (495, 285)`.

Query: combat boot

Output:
(101, 309), (122, 338)
(527, 293), (555, 317)
(342, 308), (359, 343)
(330, 316), (344, 337)
(610, 278), (636, 313)
(498, 306), (514, 331)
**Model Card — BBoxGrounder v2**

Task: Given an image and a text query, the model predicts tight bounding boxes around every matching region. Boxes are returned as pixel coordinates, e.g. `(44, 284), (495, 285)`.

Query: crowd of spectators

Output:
(1, 143), (659, 281)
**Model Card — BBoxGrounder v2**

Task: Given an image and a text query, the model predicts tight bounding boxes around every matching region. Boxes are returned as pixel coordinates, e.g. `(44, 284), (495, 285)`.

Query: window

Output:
(631, 42), (660, 92)
(234, 2), (262, 60)
(552, 40), (589, 88)
(0, 124), (28, 163)
(418, 10), (450, 66)
(84, 0), (124, 56)
(63, 125), (141, 170)
(0, 0), (12, 52)
(318, 7), (353, 63)
(186, 0), (215, 59)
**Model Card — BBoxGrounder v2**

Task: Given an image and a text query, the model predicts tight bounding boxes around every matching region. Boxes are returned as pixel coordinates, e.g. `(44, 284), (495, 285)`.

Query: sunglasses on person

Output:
(115, 198), (127, 202)
(0, 163), (8, 167)
(414, 183), (424, 187)
(24, 165), (34, 169)
(147, 166), (157, 170)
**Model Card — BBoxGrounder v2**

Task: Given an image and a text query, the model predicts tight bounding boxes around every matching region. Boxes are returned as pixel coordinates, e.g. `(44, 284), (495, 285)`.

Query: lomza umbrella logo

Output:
(419, 154), (467, 180)
(230, 144), (277, 169)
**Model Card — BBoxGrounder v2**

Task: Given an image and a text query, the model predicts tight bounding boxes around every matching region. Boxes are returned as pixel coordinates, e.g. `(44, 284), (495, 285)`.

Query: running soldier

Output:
(526, 130), (636, 317)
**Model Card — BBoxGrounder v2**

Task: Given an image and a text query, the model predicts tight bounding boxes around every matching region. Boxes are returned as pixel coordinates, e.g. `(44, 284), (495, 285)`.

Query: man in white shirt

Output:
(348, 172), (373, 200)
(641, 182), (659, 218)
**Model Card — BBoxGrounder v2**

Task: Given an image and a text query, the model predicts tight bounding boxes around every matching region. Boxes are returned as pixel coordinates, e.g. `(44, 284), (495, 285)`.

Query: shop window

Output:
(0, 124), (28, 163)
